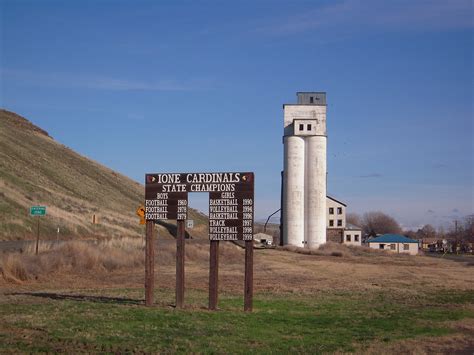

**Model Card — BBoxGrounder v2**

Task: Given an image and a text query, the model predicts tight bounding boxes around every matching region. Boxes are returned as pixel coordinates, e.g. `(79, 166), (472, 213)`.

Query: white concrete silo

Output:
(305, 135), (327, 248)
(283, 135), (305, 246)
(282, 92), (327, 248)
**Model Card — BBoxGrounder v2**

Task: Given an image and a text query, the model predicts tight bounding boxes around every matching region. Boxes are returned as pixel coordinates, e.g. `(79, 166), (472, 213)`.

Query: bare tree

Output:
(462, 215), (474, 242)
(346, 213), (362, 227)
(417, 224), (437, 239)
(404, 229), (418, 239)
(362, 211), (402, 238)
(437, 225), (446, 239)
(452, 215), (474, 242)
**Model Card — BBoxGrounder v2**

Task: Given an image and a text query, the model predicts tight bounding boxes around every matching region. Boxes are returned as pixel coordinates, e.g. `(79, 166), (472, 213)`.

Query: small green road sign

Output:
(30, 206), (46, 216)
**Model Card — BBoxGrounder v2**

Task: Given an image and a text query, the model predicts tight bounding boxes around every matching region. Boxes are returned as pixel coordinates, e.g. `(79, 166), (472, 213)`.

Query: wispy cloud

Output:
(256, 0), (472, 36)
(1, 68), (213, 92)
(358, 173), (382, 178)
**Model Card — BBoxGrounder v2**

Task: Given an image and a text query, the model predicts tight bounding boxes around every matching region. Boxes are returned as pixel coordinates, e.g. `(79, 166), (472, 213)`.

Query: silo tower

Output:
(282, 92), (327, 248)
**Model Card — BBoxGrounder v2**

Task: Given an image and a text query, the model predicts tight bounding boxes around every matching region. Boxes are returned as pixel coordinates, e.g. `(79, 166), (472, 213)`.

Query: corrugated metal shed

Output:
(297, 92), (326, 105)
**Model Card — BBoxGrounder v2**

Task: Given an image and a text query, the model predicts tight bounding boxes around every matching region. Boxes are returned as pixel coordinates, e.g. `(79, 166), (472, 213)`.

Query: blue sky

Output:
(1, 0), (472, 230)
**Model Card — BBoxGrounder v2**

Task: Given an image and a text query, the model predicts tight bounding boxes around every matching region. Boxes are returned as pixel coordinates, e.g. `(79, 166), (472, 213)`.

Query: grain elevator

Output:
(282, 92), (327, 248)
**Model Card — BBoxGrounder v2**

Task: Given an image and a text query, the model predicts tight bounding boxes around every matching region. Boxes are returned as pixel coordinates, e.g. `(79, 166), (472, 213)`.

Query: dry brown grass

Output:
(0, 238), (244, 285)
(0, 237), (146, 283)
(279, 242), (391, 257)
(277, 242), (426, 265)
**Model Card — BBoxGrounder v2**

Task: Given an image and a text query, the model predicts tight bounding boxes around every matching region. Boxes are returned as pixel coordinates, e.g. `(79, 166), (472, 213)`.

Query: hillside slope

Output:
(0, 109), (207, 240)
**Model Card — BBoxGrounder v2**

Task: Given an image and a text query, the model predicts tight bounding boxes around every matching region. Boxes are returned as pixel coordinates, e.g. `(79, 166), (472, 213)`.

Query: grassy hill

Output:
(0, 109), (208, 240)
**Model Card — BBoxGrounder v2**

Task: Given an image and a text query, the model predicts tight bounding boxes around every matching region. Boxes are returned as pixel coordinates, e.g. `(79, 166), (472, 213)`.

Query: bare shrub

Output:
(313, 242), (350, 257)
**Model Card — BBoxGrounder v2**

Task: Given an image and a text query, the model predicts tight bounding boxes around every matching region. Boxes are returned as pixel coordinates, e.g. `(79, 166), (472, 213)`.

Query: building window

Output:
(329, 207), (334, 214)
(346, 234), (351, 242)
(307, 124), (312, 130)
(310, 97), (314, 104)
(403, 244), (409, 251)
(355, 235), (359, 242)
(379, 244), (384, 249)
(337, 219), (342, 227)
(329, 220), (334, 227)
(337, 207), (342, 214)
(390, 244), (396, 250)
(299, 124), (304, 131)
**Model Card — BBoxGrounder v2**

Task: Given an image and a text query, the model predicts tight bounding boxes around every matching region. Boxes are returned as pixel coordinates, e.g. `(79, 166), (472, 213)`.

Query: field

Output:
(1, 239), (473, 353)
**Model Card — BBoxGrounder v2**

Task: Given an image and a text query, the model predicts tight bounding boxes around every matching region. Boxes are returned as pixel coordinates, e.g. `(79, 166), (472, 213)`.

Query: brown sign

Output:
(145, 172), (254, 240)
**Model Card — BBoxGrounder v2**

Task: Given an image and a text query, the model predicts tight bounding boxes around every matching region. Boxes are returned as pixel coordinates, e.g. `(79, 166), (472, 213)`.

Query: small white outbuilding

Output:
(368, 234), (419, 255)
(253, 233), (273, 246)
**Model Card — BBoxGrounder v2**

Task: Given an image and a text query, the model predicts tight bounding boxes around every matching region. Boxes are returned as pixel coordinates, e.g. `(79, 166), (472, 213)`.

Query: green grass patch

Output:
(1, 288), (472, 353)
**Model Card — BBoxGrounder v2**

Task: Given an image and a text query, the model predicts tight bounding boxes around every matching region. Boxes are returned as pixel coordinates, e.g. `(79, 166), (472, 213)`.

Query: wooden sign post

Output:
(144, 172), (254, 312)
(244, 240), (253, 312)
(176, 219), (185, 308)
(209, 240), (219, 310)
(145, 220), (155, 306)
(30, 206), (46, 255)
(35, 217), (40, 255)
